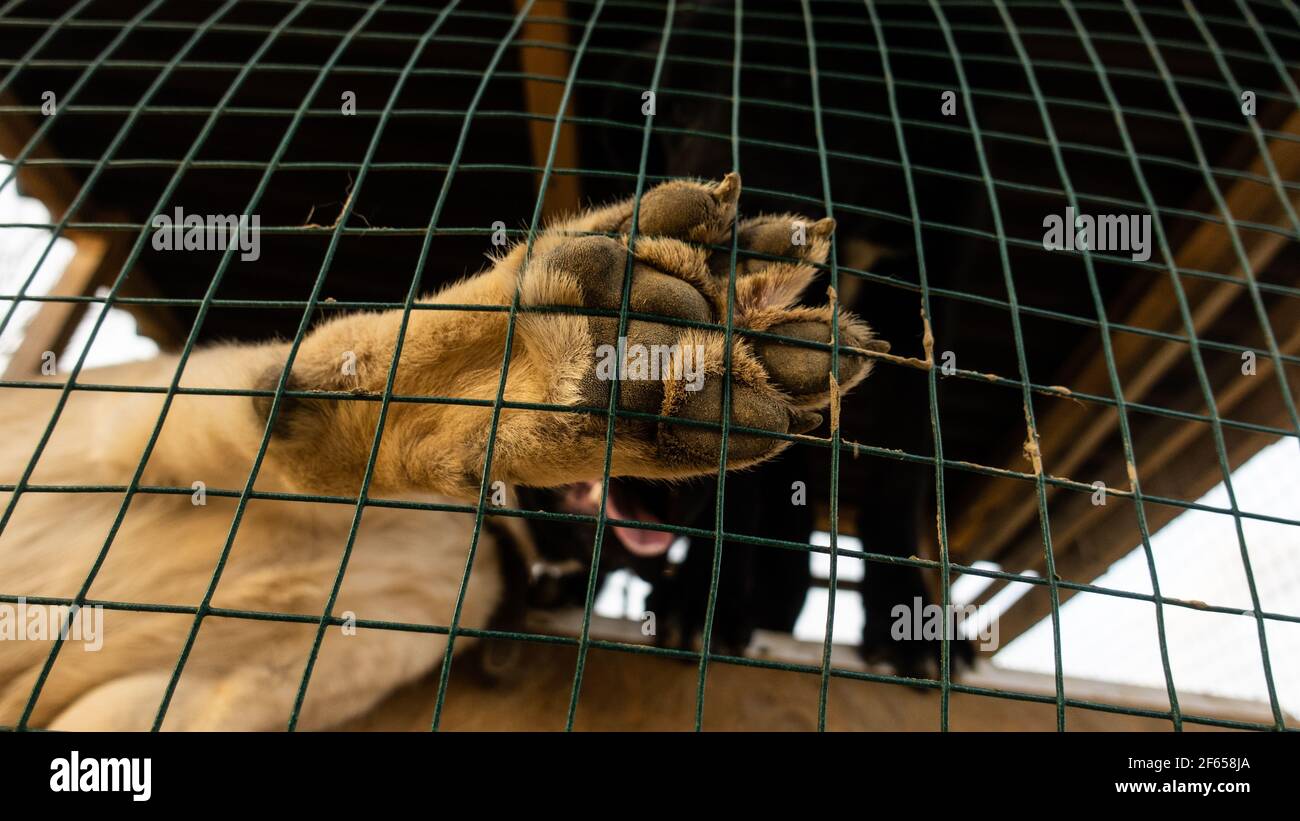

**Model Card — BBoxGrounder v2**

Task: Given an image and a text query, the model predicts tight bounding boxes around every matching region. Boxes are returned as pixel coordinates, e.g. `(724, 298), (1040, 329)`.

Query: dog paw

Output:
(522, 174), (883, 477)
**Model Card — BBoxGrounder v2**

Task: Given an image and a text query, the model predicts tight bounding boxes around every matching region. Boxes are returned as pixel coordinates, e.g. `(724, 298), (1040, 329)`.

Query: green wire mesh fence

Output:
(0, 0), (1296, 732)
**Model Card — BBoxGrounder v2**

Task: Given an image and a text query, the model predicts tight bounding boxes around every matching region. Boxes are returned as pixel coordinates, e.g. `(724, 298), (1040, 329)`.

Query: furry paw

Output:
(522, 174), (883, 477)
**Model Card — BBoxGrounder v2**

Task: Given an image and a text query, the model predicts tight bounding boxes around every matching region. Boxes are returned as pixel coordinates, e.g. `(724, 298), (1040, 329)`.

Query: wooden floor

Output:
(337, 615), (1284, 732)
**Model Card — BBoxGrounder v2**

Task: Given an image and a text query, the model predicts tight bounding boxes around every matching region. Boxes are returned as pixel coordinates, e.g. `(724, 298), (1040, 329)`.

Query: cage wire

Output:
(0, 0), (1295, 732)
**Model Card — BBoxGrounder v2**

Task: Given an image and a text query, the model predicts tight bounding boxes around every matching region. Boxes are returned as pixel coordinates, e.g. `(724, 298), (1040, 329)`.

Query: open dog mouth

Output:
(559, 481), (677, 557)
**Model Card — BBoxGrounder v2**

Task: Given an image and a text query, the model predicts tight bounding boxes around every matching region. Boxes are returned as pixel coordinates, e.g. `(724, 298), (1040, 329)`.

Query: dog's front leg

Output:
(252, 174), (879, 501)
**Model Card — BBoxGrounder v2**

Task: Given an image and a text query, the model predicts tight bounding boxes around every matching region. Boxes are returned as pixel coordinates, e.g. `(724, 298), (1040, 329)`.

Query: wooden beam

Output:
(513, 0), (581, 220)
(949, 110), (1300, 566)
(2, 231), (111, 378)
(0, 90), (83, 219)
(1, 94), (184, 367)
(985, 299), (1300, 648)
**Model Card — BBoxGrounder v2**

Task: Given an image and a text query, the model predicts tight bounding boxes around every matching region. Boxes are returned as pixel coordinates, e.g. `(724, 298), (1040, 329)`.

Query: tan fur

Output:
(0, 175), (876, 730)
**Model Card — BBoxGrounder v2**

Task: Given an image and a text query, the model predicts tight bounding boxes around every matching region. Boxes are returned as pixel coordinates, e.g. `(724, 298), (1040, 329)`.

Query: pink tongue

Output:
(604, 489), (676, 557)
(611, 524), (676, 557)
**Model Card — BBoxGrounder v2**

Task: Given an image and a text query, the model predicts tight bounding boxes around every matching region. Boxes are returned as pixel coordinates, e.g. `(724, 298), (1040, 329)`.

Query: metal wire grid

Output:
(0, 0), (1294, 732)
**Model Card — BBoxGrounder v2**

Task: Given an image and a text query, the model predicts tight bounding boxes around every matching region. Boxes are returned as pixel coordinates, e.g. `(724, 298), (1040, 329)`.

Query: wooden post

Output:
(513, 0), (581, 221)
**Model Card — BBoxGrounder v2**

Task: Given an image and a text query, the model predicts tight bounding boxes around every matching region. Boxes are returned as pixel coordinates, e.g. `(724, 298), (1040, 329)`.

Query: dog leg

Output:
(250, 175), (881, 500)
